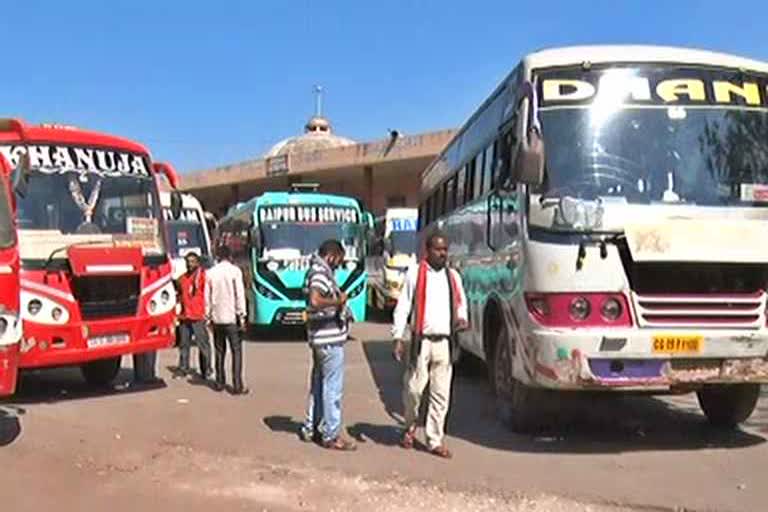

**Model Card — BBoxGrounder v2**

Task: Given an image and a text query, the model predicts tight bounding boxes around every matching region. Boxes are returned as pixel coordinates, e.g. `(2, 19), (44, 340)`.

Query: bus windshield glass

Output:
(261, 222), (364, 260)
(0, 183), (13, 248)
(16, 168), (164, 260)
(389, 230), (418, 255)
(167, 221), (209, 258)
(536, 66), (768, 207)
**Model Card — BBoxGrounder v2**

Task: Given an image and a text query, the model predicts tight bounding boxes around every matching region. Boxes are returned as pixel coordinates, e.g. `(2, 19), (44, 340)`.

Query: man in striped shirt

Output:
(301, 239), (356, 451)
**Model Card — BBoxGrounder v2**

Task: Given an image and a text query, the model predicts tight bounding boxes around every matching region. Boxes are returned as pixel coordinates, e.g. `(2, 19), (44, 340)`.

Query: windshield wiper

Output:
(44, 240), (113, 272)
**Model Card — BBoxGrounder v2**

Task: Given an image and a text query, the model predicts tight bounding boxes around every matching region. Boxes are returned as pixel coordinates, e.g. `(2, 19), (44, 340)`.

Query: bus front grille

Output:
(71, 275), (140, 320)
(633, 292), (765, 329)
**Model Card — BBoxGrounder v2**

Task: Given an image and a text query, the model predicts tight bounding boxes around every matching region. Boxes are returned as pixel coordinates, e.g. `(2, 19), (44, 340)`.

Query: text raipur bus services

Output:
(418, 46), (768, 431)
(0, 119), (184, 387)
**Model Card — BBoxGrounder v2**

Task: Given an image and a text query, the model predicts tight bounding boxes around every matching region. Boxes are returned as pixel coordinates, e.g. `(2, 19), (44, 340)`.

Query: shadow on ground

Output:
(245, 326), (306, 343)
(7, 366), (166, 406)
(358, 339), (767, 454)
(0, 405), (23, 446)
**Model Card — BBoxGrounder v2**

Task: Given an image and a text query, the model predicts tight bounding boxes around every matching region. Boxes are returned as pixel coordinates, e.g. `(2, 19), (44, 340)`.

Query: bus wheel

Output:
(493, 324), (543, 433)
(81, 357), (121, 388)
(697, 384), (760, 428)
(133, 352), (158, 382)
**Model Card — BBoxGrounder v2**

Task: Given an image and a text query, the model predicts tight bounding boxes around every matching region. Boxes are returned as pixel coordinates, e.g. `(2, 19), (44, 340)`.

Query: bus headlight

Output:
(266, 260), (280, 272)
(21, 292), (70, 325)
(255, 282), (280, 301)
(147, 282), (176, 316)
(569, 296), (591, 321)
(345, 261), (357, 271)
(347, 281), (365, 299)
(28, 299), (42, 316)
(601, 297), (623, 321)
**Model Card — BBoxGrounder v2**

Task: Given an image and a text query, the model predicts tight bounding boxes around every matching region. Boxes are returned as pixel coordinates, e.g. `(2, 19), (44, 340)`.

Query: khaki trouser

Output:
(402, 337), (453, 450)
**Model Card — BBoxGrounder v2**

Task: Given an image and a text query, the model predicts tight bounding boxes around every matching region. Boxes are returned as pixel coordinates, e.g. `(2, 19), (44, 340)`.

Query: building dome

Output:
(265, 87), (355, 158)
(265, 115), (355, 158)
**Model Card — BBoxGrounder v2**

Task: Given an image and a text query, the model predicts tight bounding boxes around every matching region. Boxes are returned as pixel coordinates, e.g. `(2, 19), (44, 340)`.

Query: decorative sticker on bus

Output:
(390, 218), (417, 232)
(259, 205), (359, 224)
(538, 67), (768, 108)
(0, 144), (150, 176)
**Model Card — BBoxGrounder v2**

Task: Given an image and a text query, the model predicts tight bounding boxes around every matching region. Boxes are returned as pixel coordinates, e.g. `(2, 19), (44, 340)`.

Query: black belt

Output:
(422, 334), (450, 341)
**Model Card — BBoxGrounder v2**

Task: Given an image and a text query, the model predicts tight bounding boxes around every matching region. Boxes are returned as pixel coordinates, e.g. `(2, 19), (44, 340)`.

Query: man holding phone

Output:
(206, 245), (248, 395)
(301, 239), (356, 451)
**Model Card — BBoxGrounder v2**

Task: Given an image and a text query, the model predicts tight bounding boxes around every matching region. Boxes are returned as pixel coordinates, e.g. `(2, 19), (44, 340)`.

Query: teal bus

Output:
(216, 188), (372, 327)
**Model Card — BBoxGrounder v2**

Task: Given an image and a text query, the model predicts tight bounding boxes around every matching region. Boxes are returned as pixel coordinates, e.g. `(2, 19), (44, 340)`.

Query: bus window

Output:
(473, 151), (485, 200)
(456, 165), (467, 209)
(483, 142), (496, 193)
(445, 177), (456, 214)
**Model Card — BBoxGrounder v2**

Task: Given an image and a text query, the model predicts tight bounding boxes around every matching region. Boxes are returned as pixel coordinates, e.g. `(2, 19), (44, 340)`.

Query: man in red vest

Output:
(392, 231), (468, 459)
(176, 252), (212, 379)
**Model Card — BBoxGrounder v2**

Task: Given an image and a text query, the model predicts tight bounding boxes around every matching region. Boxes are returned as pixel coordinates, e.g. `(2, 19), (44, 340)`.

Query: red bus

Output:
(0, 153), (20, 396)
(0, 119), (182, 387)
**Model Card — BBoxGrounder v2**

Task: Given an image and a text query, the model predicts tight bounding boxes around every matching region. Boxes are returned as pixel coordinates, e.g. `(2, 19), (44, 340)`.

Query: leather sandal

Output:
(430, 445), (453, 459)
(400, 428), (416, 449)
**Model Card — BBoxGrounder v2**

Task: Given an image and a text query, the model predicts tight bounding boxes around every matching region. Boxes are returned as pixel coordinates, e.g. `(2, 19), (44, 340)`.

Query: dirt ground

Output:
(2, 322), (767, 512)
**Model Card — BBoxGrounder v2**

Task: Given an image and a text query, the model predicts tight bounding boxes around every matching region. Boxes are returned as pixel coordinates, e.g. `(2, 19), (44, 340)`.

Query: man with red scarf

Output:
(392, 231), (468, 459)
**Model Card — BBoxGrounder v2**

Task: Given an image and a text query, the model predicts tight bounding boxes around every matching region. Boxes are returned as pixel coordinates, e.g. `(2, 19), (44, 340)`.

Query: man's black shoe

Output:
(211, 382), (225, 392)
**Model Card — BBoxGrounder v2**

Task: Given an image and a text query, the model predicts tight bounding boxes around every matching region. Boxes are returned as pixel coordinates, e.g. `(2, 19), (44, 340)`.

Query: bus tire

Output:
(697, 384), (760, 428)
(133, 351), (157, 382)
(81, 357), (121, 388)
(493, 321), (544, 433)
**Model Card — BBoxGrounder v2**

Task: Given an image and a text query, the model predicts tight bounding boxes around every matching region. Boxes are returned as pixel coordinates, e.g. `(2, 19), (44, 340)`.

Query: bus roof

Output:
(524, 45), (768, 73)
(0, 118), (151, 155)
(420, 45), (768, 196)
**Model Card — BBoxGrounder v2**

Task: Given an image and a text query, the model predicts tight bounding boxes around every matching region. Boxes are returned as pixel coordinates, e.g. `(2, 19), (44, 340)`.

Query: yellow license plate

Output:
(652, 335), (703, 354)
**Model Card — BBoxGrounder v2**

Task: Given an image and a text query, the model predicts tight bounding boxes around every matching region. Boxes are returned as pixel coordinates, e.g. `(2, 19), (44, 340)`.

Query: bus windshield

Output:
(167, 221), (209, 258)
(16, 170), (164, 260)
(0, 183), (13, 249)
(389, 230), (418, 255)
(261, 222), (364, 260)
(537, 66), (768, 207)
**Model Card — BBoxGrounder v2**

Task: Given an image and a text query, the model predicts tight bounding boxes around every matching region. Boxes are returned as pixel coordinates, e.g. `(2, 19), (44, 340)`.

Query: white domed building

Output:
(265, 115), (356, 158)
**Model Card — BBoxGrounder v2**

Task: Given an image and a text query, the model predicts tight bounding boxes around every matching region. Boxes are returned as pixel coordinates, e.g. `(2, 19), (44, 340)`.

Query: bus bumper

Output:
(523, 327), (768, 390)
(18, 311), (176, 369)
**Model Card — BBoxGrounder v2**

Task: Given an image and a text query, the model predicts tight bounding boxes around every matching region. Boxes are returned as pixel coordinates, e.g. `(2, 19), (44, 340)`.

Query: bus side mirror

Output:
(512, 81), (545, 186)
(11, 152), (30, 199)
(153, 161), (181, 190)
(169, 190), (183, 220)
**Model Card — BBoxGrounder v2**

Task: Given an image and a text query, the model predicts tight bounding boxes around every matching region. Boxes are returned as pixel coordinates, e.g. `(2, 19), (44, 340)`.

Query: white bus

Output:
(368, 208), (419, 311)
(161, 192), (213, 279)
(419, 45), (768, 431)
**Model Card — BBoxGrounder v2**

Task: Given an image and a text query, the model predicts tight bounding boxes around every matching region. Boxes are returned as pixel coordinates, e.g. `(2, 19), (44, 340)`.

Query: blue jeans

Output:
(303, 343), (345, 442)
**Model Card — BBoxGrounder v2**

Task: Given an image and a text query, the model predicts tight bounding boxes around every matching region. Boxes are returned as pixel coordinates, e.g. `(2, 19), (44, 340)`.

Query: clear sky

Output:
(1, 1), (766, 173)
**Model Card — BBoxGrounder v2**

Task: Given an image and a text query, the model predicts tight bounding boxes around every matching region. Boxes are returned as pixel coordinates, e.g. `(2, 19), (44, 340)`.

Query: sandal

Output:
(322, 436), (357, 451)
(400, 428), (416, 449)
(430, 445), (453, 459)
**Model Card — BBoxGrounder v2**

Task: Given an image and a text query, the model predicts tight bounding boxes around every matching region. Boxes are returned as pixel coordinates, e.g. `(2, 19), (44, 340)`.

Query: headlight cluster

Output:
(147, 282), (177, 316)
(20, 291), (69, 325)
(255, 281), (281, 301)
(0, 313), (19, 344)
(524, 292), (631, 327)
(347, 281), (366, 299)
